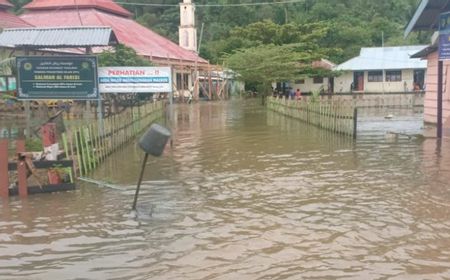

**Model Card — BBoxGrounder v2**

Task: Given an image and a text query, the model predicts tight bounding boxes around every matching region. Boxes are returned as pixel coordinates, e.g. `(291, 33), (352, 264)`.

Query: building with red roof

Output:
(18, 0), (211, 98)
(0, 0), (33, 28)
(1, 0), (33, 91)
(20, 0), (208, 67)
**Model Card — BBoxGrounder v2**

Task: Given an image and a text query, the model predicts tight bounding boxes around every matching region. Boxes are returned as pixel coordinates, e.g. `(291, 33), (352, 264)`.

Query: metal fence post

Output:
(353, 108), (358, 139)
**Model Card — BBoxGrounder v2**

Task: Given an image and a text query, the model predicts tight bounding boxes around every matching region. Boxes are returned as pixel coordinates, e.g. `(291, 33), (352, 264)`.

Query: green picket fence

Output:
(61, 101), (165, 177)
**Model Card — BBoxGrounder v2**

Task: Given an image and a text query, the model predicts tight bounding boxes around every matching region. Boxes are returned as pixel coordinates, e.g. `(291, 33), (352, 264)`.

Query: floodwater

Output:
(1, 100), (450, 280)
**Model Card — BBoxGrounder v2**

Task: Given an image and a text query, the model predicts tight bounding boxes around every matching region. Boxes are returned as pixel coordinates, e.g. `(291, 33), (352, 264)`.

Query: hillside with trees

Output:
(124, 0), (428, 64)
(116, 0), (428, 93)
(9, 0), (428, 64)
(7, 0), (429, 93)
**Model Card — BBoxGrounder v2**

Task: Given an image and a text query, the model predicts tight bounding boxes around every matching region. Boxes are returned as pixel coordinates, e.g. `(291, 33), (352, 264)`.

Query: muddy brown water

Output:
(1, 100), (450, 280)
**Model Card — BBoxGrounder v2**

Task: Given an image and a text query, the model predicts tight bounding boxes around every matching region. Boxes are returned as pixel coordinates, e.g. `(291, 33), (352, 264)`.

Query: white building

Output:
(179, 0), (197, 53)
(334, 45), (428, 94)
(287, 59), (335, 94)
(290, 76), (331, 94)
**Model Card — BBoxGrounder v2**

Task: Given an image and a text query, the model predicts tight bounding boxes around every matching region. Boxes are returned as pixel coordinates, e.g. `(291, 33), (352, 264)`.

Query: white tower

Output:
(179, 0), (197, 52)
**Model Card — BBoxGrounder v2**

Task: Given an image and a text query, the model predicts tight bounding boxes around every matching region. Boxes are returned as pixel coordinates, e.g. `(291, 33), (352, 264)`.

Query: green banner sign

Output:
(16, 56), (98, 100)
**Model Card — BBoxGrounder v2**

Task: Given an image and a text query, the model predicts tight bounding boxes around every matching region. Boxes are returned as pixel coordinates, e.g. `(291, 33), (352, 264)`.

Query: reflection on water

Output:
(1, 100), (450, 279)
(358, 107), (424, 136)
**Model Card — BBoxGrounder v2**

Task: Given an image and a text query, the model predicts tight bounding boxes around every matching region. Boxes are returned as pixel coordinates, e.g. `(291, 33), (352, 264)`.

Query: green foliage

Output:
(0, 56), (16, 76)
(9, 0), (430, 72)
(117, 0), (427, 65)
(8, 0), (31, 12)
(98, 44), (153, 67)
(309, 90), (321, 103)
(223, 19), (340, 91)
(25, 138), (42, 151)
(225, 43), (323, 94)
(50, 164), (73, 183)
(10, 0), (428, 65)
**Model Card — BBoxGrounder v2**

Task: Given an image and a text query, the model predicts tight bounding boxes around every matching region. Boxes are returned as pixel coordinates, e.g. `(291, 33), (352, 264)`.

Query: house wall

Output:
(335, 69), (422, 93)
(335, 72), (353, 93)
(172, 68), (193, 98)
(424, 51), (450, 126)
(291, 77), (329, 93)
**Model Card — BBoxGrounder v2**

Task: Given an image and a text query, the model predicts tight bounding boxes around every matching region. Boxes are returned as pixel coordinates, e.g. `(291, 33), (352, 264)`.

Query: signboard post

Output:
(437, 13), (450, 138)
(439, 12), (450, 60)
(98, 66), (174, 137)
(98, 67), (172, 93)
(16, 56), (98, 100)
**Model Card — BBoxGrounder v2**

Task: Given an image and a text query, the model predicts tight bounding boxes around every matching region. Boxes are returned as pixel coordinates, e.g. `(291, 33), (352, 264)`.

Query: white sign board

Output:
(98, 67), (172, 93)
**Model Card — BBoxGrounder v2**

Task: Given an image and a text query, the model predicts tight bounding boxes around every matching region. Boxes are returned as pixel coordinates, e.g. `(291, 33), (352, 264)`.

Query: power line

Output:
(114, 0), (304, 8)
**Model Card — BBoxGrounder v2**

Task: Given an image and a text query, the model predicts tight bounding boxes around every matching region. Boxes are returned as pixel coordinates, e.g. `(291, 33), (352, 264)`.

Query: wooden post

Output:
(74, 129), (82, 177)
(16, 140), (28, 197)
(208, 64), (213, 100)
(0, 140), (9, 198)
(353, 108), (358, 139)
(181, 67), (185, 103)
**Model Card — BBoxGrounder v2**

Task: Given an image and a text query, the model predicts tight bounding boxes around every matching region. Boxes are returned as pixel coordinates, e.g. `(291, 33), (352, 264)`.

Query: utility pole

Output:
(284, 7), (288, 24)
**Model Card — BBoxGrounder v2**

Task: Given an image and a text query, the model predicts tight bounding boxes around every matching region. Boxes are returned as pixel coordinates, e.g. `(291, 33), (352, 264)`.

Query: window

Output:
(386, 70), (402, 82)
(7, 77), (16, 91)
(313, 77), (323, 84)
(183, 30), (189, 47)
(368, 71), (382, 82)
(176, 73), (190, 90)
(295, 79), (305, 84)
(0, 77), (6, 92)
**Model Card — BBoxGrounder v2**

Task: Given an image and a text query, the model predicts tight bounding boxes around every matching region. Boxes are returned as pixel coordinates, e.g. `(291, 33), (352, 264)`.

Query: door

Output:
(353, 71), (364, 91)
(413, 70), (425, 90)
(328, 77), (334, 94)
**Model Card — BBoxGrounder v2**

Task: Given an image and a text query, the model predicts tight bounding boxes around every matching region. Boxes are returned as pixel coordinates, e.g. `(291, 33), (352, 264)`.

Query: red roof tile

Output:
(0, 10), (33, 28)
(20, 8), (208, 64)
(0, 0), (13, 8)
(24, 0), (131, 17)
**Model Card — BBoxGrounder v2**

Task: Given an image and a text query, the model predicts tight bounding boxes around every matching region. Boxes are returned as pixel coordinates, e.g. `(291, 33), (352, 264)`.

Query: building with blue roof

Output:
(334, 45), (428, 94)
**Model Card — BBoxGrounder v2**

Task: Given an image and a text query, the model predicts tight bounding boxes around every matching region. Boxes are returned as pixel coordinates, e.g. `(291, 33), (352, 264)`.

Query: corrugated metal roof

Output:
(411, 33), (439, 58)
(0, 26), (117, 47)
(335, 45), (428, 71)
(0, 0), (13, 8)
(411, 45), (438, 58)
(0, 10), (33, 28)
(24, 0), (131, 17)
(0, 0), (32, 28)
(20, 5), (209, 64)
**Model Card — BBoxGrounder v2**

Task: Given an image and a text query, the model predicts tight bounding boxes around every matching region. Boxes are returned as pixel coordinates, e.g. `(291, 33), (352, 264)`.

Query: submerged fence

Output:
(61, 101), (165, 177)
(267, 97), (357, 137)
(338, 92), (424, 108)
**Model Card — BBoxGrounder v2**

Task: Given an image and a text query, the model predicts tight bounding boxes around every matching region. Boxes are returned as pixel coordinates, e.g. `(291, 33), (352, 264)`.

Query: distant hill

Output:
(10, 0), (430, 63)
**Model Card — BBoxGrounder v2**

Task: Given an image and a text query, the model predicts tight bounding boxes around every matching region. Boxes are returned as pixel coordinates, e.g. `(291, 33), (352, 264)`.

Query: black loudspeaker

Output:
(138, 123), (171, 157)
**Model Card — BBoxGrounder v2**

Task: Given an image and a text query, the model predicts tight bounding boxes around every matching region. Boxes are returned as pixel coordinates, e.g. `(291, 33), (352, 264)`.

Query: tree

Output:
(223, 19), (341, 102)
(98, 44), (153, 67)
(224, 43), (328, 103)
(9, 0), (429, 65)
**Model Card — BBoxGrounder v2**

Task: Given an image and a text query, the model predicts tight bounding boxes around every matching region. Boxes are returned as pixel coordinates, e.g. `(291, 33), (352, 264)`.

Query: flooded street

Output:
(1, 100), (450, 279)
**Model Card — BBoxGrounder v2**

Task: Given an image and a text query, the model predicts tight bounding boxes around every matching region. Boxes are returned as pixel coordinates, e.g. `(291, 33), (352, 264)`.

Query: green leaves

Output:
(224, 43), (323, 93)
(223, 19), (338, 91)
(98, 44), (153, 67)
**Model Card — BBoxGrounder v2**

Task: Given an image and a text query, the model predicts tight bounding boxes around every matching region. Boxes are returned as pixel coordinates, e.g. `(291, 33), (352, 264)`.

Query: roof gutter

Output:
(404, 0), (430, 38)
